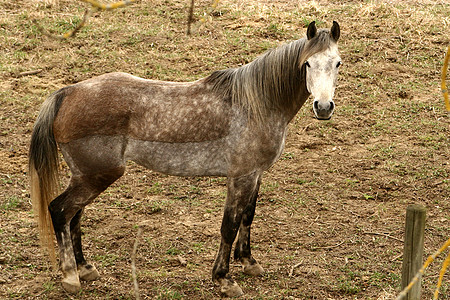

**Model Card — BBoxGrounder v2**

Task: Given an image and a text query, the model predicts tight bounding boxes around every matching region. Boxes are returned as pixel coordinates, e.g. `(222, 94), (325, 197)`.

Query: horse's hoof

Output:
(61, 277), (81, 294)
(243, 262), (264, 276)
(218, 278), (243, 298)
(241, 257), (264, 276)
(79, 264), (100, 281)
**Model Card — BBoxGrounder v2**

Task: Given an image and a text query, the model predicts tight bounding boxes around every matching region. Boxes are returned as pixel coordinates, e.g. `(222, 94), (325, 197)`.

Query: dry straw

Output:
(442, 45), (450, 111)
(395, 237), (450, 299)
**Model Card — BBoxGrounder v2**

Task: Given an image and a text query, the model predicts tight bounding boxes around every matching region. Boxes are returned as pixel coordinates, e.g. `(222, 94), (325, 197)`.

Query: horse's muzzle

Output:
(313, 100), (334, 120)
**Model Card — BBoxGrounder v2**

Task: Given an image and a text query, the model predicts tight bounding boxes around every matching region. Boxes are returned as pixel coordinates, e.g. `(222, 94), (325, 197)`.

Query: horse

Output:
(29, 21), (341, 297)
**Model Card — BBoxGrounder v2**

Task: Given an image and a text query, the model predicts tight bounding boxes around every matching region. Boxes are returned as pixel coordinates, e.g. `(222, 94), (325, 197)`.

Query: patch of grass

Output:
(191, 242), (205, 254)
(261, 181), (279, 193)
(1, 196), (23, 210)
(363, 193), (375, 200)
(42, 281), (55, 293)
(147, 182), (164, 194)
(281, 152), (294, 160)
(189, 185), (202, 195)
(344, 178), (359, 187)
(148, 200), (164, 213)
(156, 288), (183, 300)
(166, 247), (182, 256)
(336, 268), (363, 295)
(93, 253), (119, 267)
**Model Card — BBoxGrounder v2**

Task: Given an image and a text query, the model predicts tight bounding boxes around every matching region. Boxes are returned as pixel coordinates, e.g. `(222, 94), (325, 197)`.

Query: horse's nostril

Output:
(314, 101), (333, 111)
(313, 101), (334, 120)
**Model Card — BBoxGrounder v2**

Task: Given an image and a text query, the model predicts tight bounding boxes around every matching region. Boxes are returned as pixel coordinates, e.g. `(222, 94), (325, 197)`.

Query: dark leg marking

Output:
(212, 172), (260, 297)
(49, 166), (125, 292)
(70, 209), (100, 281)
(233, 177), (264, 276)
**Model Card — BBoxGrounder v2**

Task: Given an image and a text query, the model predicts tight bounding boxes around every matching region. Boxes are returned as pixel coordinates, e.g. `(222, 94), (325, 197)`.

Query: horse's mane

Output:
(205, 29), (335, 123)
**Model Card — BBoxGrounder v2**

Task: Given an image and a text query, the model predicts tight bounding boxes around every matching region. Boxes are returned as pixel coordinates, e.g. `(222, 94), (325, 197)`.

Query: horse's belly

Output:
(124, 138), (229, 177)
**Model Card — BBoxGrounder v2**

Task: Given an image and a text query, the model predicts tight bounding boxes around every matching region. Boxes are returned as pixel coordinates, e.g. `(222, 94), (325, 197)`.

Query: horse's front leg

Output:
(234, 176), (265, 276)
(212, 172), (260, 297)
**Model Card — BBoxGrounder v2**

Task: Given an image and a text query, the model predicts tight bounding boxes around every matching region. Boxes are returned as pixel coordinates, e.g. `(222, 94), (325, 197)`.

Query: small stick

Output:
(307, 215), (319, 228)
(391, 252), (404, 262)
(289, 261), (303, 277)
(363, 231), (403, 243)
(16, 69), (43, 77)
(187, 0), (195, 35)
(313, 240), (345, 250)
(131, 227), (142, 300)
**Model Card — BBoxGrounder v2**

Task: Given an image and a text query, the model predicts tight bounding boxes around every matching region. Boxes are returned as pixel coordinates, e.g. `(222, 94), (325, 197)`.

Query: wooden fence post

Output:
(401, 204), (426, 300)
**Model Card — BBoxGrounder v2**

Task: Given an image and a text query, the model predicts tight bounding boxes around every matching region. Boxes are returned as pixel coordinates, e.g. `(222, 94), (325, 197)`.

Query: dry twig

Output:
(289, 261), (303, 277)
(131, 226), (142, 300)
(312, 240), (346, 250)
(363, 231), (403, 243)
(16, 69), (43, 77)
(187, 0), (195, 35)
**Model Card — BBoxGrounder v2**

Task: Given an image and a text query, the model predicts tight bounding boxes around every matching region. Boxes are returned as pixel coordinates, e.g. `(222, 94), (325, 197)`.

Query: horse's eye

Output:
(305, 61), (311, 67)
(336, 61), (342, 68)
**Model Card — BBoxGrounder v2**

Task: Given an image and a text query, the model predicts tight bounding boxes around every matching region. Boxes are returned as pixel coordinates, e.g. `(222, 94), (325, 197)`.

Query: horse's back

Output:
(53, 72), (232, 144)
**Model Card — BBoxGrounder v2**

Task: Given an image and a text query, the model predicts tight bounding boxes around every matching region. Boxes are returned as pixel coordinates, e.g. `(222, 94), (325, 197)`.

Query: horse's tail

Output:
(29, 88), (67, 269)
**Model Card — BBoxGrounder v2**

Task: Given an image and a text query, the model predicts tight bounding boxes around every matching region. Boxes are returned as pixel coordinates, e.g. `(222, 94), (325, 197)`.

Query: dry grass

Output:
(0, 0), (449, 299)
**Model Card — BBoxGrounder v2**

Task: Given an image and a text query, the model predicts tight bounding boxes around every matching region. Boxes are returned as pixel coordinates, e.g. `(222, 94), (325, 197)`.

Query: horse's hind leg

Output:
(233, 176), (265, 276)
(212, 172), (260, 297)
(70, 209), (100, 281)
(49, 167), (124, 293)
(49, 182), (90, 293)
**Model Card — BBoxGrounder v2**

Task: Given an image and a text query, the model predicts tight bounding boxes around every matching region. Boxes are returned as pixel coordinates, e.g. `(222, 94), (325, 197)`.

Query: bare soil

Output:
(0, 0), (449, 299)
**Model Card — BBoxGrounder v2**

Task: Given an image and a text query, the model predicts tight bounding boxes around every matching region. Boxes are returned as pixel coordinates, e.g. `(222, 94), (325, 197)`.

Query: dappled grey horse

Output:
(29, 21), (341, 297)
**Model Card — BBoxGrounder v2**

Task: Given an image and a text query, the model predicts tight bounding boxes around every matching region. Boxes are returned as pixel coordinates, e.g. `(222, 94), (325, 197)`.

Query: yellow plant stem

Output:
(442, 45), (450, 111)
(433, 240), (450, 299)
(81, 0), (136, 11)
(397, 238), (450, 300)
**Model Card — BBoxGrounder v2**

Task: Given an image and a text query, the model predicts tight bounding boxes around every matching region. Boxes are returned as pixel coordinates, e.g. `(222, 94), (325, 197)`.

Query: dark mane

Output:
(205, 29), (335, 123)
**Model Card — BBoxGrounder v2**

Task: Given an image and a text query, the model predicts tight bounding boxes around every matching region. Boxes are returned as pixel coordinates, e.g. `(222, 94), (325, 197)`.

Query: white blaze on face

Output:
(305, 44), (341, 120)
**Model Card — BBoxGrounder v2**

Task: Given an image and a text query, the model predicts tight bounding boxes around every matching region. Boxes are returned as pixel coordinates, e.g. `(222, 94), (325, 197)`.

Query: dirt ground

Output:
(0, 0), (449, 299)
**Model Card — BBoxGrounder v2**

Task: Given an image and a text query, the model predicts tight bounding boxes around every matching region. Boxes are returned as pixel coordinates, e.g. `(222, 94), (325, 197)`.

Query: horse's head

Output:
(304, 21), (341, 120)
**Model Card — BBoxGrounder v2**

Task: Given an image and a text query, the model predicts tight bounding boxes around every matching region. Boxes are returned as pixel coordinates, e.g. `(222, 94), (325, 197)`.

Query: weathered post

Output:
(401, 204), (426, 300)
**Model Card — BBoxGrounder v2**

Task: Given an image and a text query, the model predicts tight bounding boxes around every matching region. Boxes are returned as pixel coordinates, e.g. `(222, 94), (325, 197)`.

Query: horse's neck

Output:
(276, 77), (310, 125)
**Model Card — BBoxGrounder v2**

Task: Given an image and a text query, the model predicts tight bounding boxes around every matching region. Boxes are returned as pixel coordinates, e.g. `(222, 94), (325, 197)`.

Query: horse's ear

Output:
(306, 21), (317, 40)
(330, 21), (340, 42)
